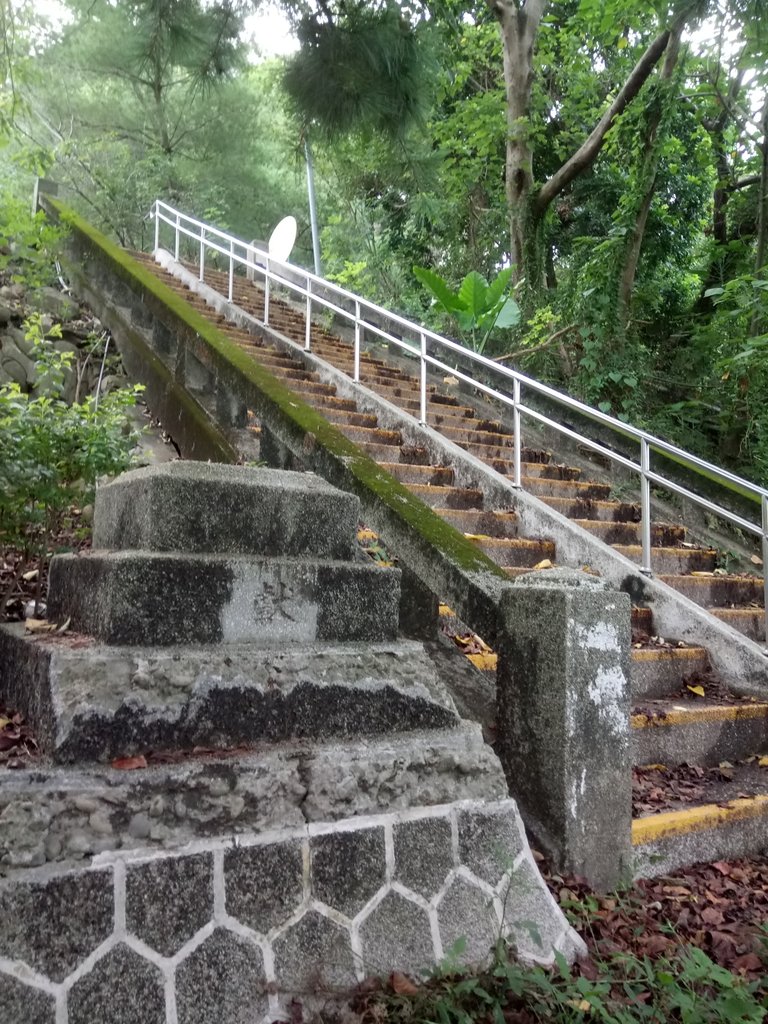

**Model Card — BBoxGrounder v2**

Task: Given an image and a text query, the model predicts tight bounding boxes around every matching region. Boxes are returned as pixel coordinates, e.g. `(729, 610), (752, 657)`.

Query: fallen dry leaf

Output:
(111, 755), (148, 770)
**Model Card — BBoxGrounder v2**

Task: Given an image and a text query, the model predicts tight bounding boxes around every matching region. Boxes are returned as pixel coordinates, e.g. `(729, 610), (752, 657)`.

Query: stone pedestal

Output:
(0, 463), (585, 1019)
(496, 568), (633, 890)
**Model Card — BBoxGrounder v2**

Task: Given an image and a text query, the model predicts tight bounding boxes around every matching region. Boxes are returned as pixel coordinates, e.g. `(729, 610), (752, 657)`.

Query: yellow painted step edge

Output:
(632, 795), (768, 845)
(632, 702), (768, 729)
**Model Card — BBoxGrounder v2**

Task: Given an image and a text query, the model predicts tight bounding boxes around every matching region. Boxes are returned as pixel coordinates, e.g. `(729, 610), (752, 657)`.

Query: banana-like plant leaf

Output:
(412, 265), (464, 314)
(493, 296), (521, 329)
(457, 271), (489, 317)
(484, 267), (513, 310)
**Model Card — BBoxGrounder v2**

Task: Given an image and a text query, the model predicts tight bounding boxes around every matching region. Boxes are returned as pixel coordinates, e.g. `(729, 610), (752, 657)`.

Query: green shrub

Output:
(0, 314), (142, 611)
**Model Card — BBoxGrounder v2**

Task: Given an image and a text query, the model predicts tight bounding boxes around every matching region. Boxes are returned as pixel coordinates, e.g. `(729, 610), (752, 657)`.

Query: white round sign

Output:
(268, 216), (297, 263)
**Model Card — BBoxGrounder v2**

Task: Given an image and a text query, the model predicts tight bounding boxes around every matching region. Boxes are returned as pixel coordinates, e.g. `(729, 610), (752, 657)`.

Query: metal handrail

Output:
(151, 199), (768, 642)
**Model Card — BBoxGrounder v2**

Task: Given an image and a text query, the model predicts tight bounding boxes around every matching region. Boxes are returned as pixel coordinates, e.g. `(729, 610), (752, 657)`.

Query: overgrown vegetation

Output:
(4, 0), (768, 485)
(362, 940), (767, 1024)
(0, 197), (142, 615)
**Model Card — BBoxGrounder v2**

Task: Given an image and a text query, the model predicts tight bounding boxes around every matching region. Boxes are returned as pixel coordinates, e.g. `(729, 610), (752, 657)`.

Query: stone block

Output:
(92, 462), (360, 560)
(67, 945), (165, 1024)
(3, 631), (457, 763)
(126, 853), (213, 956)
(272, 910), (357, 992)
(436, 877), (497, 963)
(457, 804), (525, 885)
(47, 551), (401, 646)
(393, 816), (454, 897)
(175, 929), (268, 1024)
(398, 566), (439, 640)
(0, 868), (113, 982)
(496, 569), (633, 889)
(225, 840), (304, 933)
(0, 972), (56, 1024)
(310, 827), (386, 916)
(501, 855), (575, 963)
(359, 891), (435, 977)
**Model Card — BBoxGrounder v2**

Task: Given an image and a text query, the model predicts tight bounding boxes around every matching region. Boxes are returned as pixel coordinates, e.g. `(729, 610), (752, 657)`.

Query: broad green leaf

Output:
(457, 271), (489, 318)
(412, 265), (463, 314)
(493, 296), (521, 329)
(484, 266), (513, 309)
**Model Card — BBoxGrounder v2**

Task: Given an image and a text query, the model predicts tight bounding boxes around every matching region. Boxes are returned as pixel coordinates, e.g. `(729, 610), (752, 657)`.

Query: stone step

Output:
(433, 508), (520, 539)
(632, 786), (768, 878)
(539, 495), (641, 522)
(1, 629), (462, 763)
(0, 720), (507, 863)
(438, 425), (514, 449)
(274, 378), (338, 398)
(301, 392), (360, 414)
(630, 645), (711, 699)
(613, 545), (718, 573)
(93, 463), (360, 560)
(469, 537), (556, 568)
(571, 520), (686, 547)
(658, 573), (764, 608)
(485, 456), (577, 478)
(405, 484), (485, 511)
(523, 476), (611, 500)
(632, 700), (768, 767)
(315, 407), (380, 429)
(357, 441), (428, 463)
(632, 606), (653, 633)
(379, 462), (455, 486)
(47, 552), (400, 647)
(337, 424), (402, 446)
(708, 607), (765, 642)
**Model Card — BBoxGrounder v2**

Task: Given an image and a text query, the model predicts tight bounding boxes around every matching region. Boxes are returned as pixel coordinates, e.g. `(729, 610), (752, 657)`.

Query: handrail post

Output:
(199, 228), (205, 283)
(640, 438), (653, 576)
(174, 213), (180, 262)
(512, 377), (522, 489)
(419, 332), (427, 425)
(305, 280), (312, 351)
(228, 239), (234, 301)
(264, 257), (270, 325)
(153, 202), (159, 254)
(762, 495), (768, 654)
(354, 301), (361, 382)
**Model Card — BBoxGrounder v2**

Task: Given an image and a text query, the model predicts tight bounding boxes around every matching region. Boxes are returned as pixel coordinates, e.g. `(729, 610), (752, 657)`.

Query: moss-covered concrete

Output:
(43, 197), (509, 640)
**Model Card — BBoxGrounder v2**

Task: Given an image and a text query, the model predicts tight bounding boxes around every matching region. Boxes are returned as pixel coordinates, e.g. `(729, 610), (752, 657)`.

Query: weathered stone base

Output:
(0, 628), (464, 762)
(47, 552), (400, 646)
(0, 800), (584, 1024)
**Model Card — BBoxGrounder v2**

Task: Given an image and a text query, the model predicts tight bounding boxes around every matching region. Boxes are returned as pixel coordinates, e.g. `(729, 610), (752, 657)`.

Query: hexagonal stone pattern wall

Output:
(0, 800), (584, 1023)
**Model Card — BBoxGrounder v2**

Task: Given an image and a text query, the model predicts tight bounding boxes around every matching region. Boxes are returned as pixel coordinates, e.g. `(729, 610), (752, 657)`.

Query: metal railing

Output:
(151, 199), (768, 642)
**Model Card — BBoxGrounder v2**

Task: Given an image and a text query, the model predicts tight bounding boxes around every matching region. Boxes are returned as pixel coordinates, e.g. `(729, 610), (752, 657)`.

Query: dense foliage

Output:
(3, 0), (768, 481)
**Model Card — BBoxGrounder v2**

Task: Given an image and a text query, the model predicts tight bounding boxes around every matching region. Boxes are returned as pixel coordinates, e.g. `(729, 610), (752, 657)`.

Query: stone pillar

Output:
(496, 568), (632, 890)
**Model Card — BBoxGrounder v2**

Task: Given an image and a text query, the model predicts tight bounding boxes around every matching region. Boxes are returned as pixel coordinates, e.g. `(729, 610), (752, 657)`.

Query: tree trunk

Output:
(495, 0), (545, 282)
(492, 2), (695, 298)
(616, 26), (683, 325)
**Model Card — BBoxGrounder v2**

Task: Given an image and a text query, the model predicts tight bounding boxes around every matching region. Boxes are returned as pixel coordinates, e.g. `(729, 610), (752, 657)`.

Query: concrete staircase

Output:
(126, 253), (768, 875)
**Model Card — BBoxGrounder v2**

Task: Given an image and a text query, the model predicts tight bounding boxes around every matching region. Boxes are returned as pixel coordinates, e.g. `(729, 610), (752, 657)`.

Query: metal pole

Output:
(354, 301), (361, 383)
(305, 280), (312, 351)
(512, 378), (522, 488)
(228, 240), (234, 301)
(153, 203), (159, 254)
(174, 214), (180, 262)
(419, 333), (427, 425)
(199, 228), (205, 282)
(264, 258), (270, 325)
(640, 439), (653, 575)
(305, 136), (322, 277)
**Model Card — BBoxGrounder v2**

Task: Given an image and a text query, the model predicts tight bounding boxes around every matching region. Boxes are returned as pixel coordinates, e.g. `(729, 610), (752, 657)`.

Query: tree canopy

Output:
(4, 0), (768, 480)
